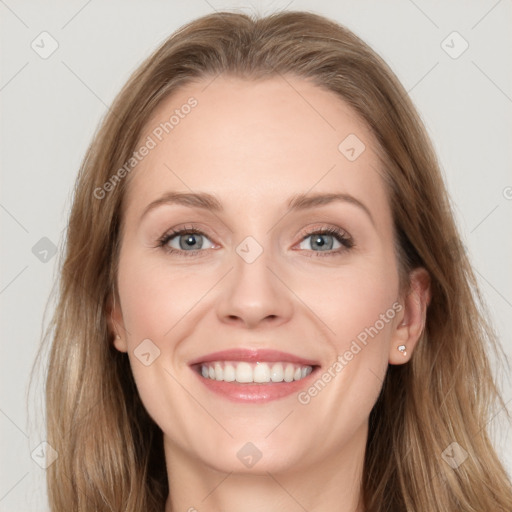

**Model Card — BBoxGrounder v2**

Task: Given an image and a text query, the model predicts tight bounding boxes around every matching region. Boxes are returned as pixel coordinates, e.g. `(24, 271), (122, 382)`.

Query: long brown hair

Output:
(34, 10), (512, 511)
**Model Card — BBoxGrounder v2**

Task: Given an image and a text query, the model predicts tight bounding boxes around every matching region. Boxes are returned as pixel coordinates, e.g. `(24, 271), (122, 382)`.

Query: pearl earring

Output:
(397, 344), (407, 357)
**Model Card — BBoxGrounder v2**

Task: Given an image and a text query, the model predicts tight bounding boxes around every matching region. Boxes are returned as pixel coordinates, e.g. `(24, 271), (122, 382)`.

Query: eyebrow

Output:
(140, 191), (374, 225)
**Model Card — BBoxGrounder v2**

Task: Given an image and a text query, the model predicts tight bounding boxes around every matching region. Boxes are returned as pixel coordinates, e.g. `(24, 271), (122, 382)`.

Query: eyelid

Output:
(298, 224), (352, 242)
(157, 224), (217, 251)
(293, 225), (354, 254)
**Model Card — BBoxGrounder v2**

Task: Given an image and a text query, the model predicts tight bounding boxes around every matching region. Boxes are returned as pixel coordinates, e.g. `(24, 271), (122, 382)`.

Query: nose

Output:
(215, 241), (294, 329)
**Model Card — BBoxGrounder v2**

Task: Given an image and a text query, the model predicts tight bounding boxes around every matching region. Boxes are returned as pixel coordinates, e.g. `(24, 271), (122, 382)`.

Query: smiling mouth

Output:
(194, 361), (315, 384)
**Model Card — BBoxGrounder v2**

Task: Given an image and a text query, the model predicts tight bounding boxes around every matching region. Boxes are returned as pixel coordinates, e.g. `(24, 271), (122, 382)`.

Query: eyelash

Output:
(156, 224), (354, 258)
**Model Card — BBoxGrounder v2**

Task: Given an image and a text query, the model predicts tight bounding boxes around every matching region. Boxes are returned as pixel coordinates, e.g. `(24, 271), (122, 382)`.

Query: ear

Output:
(106, 289), (128, 353)
(389, 267), (431, 365)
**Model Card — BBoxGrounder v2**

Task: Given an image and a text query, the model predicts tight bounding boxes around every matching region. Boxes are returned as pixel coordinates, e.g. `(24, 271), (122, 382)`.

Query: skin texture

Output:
(109, 75), (430, 512)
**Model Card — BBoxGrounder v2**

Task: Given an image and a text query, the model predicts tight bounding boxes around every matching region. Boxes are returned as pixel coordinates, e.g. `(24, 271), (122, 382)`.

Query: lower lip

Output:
(192, 366), (319, 403)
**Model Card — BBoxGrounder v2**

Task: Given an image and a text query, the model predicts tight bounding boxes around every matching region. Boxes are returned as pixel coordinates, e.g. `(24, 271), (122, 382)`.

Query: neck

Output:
(163, 425), (367, 512)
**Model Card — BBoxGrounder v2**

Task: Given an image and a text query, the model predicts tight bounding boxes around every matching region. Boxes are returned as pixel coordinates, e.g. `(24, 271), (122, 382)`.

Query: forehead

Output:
(122, 74), (389, 226)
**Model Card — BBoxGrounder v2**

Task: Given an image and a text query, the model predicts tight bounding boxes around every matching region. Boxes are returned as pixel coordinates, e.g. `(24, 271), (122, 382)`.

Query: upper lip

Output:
(188, 348), (320, 366)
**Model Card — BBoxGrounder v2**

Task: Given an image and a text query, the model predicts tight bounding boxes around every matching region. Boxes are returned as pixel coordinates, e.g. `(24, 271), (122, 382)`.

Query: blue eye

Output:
(297, 227), (354, 256)
(157, 225), (354, 257)
(158, 227), (214, 255)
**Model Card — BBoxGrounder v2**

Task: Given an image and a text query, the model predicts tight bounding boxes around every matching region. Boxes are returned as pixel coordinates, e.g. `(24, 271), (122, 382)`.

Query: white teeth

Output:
(214, 362), (223, 381)
(199, 361), (314, 383)
(270, 363), (284, 382)
(235, 362), (253, 383)
(253, 362), (270, 383)
(223, 363), (235, 382)
(284, 364), (295, 382)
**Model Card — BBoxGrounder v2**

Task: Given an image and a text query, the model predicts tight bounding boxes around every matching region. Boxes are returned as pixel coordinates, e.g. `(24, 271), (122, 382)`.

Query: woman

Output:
(40, 10), (512, 511)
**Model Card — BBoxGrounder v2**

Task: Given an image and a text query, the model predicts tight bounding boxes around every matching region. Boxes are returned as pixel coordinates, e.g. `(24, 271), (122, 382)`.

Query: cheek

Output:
(298, 258), (400, 352)
(293, 271), (399, 448)
(115, 251), (218, 420)
(116, 250), (205, 437)
(117, 251), (213, 341)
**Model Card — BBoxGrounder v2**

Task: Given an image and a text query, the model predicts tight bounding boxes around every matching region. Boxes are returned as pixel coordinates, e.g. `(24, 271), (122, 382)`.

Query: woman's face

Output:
(111, 75), (420, 475)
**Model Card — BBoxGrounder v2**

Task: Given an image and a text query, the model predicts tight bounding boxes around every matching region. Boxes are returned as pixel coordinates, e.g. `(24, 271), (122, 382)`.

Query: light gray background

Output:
(1, 1), (511, 510)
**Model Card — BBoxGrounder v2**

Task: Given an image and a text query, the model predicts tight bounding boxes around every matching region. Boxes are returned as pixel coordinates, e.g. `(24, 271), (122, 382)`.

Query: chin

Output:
(178, 434), (306, 475)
